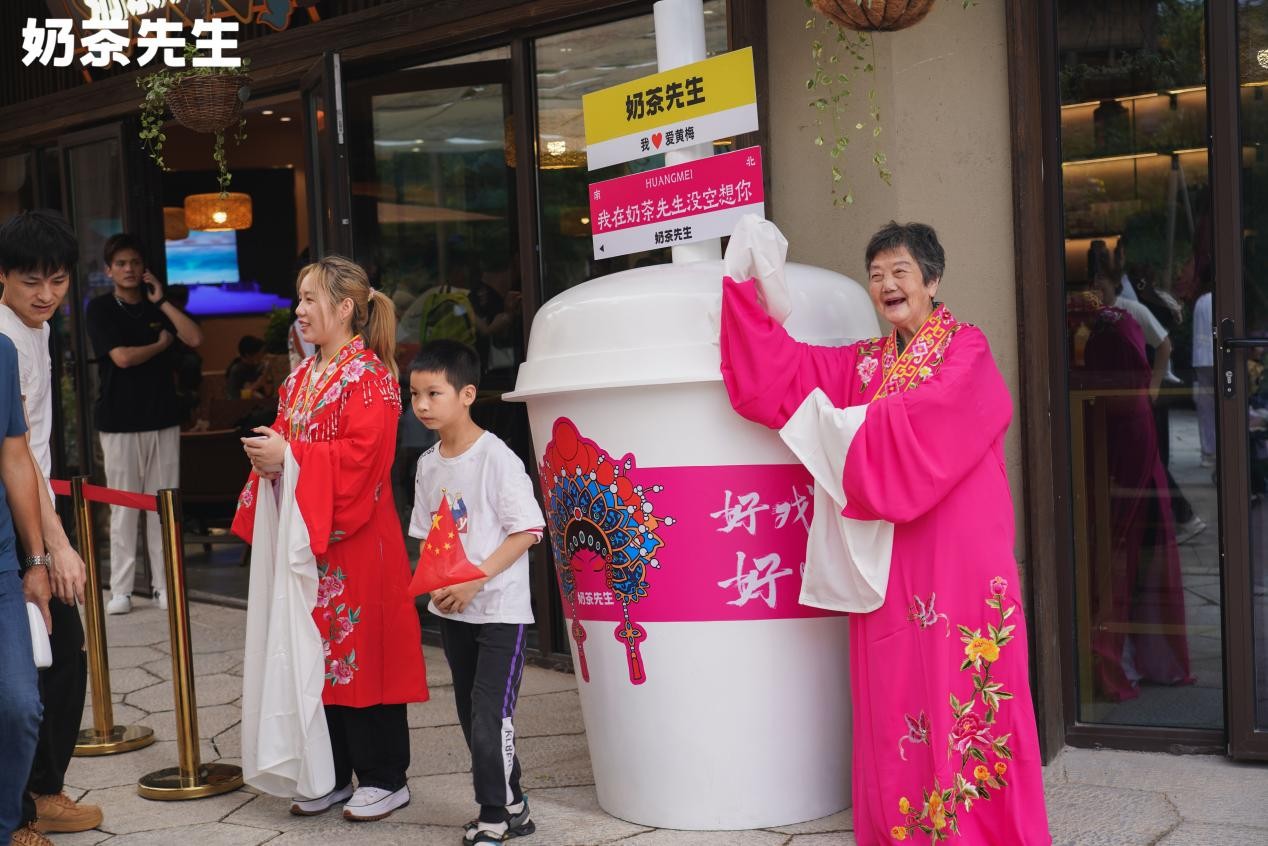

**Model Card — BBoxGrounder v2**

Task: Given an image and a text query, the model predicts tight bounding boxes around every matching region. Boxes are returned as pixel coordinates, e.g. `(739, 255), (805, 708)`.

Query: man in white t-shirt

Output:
(407, 340), (543, 845)
(1192, 289), (1215, 465)
(0, 210), (101, 842)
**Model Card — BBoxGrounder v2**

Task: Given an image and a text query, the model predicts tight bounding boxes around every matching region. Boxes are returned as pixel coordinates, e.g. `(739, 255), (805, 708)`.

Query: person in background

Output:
(0, 330), (51, 846)
(1192, 270), (1216, 467)
(225, 335), (271, 400)
(1091, 272), (1205, 544)
(0, 211), (100, 844)
(85, 233), (203, 615)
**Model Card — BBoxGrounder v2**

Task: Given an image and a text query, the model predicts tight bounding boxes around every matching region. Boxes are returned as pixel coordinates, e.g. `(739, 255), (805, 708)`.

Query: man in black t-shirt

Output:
(85, 234), (202, 615)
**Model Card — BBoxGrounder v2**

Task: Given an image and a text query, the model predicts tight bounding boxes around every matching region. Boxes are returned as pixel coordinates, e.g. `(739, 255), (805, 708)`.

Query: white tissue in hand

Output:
(725, 214), (791, 323)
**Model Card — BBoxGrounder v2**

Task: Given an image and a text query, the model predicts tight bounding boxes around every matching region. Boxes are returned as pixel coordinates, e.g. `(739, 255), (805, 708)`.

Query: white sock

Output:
(507, 799), (525, 815)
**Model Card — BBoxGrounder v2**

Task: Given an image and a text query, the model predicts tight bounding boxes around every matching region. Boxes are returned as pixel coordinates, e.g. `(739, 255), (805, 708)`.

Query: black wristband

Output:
(155, 297), (168, 307)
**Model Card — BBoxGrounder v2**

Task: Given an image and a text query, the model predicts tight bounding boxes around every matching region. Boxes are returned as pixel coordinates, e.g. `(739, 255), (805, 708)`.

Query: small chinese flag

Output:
(409, 496), (485, 596)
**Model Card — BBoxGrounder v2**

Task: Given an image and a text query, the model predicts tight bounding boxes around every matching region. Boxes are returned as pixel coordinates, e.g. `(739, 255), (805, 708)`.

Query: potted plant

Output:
(811, 0), (939, 32)
(805, 0), (975, 207)
(138, 44), (251, 195)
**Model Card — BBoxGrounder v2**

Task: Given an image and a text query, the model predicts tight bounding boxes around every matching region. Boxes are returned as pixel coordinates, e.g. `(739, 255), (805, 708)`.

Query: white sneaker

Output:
(155, 591), (168, 610)
(1176, 516), (1207, 544)
(342, 785), (409, 821)
(290, 782), (353, 816)
(106, 595), (131, 615)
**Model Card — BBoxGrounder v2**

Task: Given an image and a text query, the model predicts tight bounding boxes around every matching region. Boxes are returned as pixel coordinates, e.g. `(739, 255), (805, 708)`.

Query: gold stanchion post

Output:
(73, 475), (155, 756)
(137, 489), (242, 800)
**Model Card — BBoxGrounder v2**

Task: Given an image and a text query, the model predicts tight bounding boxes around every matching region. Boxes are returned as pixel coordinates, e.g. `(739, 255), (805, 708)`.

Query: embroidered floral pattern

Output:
(892, 580), (1018, 841)
(238, 480), (255, 511)
(908, 594), (950, 636)
(317, 561), (362, 686)
(326, 651), (358, 686)
(898, 711), (931, 761)
(285, 336), (385, 442)
(870, 305), (963, 402)
(855, 339), (884, 392)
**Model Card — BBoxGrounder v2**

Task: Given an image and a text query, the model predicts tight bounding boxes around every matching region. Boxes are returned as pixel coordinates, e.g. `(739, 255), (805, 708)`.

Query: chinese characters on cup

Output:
(21, 17), (241, 68)
(711, 486), (812, 609)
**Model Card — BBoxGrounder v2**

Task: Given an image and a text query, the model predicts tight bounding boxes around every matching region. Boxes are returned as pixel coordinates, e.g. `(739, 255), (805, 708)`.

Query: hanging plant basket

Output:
(166, 73), (251, 134)
(811, 0), (938, 32)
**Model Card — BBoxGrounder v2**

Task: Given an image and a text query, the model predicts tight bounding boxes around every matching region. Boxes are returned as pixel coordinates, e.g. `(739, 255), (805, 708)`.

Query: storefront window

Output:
(534, 2), (728, 302)
(1056, 0), (1221, 729)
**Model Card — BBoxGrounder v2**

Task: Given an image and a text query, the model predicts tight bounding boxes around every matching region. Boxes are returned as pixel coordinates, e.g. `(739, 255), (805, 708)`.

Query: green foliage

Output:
(804, 1), (977, 209)
(136, 43), (250, 198)
(264, 307), (293, 355)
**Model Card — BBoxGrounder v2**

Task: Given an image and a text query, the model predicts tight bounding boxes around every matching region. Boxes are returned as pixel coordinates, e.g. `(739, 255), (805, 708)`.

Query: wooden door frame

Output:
(1005, 0), (1229, 758)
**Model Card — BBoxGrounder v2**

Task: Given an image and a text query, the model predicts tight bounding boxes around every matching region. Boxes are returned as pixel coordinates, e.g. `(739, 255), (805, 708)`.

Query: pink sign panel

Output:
(538, 418), (842, 686)
(588, 146), (765, 260)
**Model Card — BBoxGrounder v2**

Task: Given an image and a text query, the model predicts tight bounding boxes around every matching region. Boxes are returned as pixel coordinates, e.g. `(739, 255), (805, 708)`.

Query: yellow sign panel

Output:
(582, 47), (757, 166)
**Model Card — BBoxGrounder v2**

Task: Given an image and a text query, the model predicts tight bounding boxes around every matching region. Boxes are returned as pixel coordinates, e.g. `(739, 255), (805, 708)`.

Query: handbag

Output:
(27, 601), (51, 669)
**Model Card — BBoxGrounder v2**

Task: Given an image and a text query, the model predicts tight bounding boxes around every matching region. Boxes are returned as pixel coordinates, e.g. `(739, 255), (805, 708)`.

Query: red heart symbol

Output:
(651, 132), (663, 149)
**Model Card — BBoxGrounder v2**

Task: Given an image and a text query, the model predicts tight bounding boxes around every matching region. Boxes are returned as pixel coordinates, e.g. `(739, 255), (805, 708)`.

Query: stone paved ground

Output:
(49, 601), (1268, 846)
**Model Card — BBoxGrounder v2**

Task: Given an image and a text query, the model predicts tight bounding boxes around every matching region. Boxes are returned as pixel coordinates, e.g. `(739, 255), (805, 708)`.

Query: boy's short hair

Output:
(103, 233), (147, 266)
(0, 210), (78, 276)
(411, 340), (481, 392)
(238, 335), (265, 356)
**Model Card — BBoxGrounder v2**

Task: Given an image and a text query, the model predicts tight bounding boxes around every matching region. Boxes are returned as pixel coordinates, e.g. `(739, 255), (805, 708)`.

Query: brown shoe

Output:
(10, 824), (54, 846)
(32, 791), (104, 833)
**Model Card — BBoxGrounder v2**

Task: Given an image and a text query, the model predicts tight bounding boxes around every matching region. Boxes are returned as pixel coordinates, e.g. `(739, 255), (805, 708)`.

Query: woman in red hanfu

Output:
(233, 256), (427, 822)
(720, 222), (1050, 844)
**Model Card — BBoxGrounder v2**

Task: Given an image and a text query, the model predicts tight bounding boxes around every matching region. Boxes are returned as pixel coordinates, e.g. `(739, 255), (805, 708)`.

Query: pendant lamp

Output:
(184, 193), (253, 231)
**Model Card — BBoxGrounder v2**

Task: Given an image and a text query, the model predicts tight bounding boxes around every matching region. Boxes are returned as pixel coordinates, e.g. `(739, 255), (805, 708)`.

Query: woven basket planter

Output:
(166, 74), (251, 134)
(812, 0), (938, 32)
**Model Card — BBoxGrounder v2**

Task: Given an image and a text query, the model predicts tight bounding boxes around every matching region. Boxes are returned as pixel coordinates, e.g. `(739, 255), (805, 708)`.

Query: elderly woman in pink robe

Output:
(720, 221), (1050, 844)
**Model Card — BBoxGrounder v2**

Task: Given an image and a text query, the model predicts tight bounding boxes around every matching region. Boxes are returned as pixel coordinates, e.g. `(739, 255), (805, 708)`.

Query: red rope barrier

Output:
(50, 479), (160, 512)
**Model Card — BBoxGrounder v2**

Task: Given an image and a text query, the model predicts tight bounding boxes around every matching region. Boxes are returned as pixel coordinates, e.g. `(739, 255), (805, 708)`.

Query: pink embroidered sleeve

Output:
(840, 327), (1012, 524)
(720, 277), (860, 429)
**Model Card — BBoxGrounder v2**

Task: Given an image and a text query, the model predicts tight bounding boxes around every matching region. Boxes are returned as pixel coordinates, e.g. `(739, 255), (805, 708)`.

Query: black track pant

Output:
(21, 596), (87, 825)
(325, 703), (410, 792)
(440, 619), (528, 812)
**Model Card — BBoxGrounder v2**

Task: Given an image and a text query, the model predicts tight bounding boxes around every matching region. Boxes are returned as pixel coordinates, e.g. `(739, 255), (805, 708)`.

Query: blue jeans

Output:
(0, 570), (42, 842)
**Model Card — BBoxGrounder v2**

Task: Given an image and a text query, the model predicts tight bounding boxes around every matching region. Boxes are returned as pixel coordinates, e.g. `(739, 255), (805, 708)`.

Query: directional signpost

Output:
(582, 46), (764, 260)
(589, 146), (765, 260)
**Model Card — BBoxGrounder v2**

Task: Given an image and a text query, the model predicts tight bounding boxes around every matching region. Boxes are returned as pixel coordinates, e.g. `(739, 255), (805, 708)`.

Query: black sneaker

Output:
(463, 796), (535, 843)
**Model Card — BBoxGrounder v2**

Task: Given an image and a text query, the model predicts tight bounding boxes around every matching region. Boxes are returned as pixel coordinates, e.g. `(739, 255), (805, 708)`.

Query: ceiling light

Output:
(280, 116), (292, 122)
(184, 193), (253, 232)
(262, 109), (274, 115)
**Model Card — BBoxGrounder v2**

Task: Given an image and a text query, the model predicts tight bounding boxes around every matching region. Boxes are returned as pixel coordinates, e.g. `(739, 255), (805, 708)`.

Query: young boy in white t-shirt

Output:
(408, 340), (543, 845)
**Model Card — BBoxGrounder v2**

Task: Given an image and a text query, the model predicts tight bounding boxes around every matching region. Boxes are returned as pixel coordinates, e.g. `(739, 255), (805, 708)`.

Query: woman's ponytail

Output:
(364, 289), (398, 379)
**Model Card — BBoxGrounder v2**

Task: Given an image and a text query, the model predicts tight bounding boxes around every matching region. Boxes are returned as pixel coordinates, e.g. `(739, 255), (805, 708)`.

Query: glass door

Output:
(302, 51), (354, 258)
(342, 54), (534, 642)
(1054, 0), (1223, 738)
(57, 124), (131, 483)
(1214, 0), (1268, 761)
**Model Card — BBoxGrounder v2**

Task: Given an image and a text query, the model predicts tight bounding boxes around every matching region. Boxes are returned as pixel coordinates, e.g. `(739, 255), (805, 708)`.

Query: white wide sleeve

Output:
(241, 451), (335, 799)
(779, 388), (894, 613)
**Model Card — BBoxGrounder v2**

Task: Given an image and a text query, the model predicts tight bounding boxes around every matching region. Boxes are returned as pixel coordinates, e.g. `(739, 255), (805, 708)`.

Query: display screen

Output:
(165, 229), (240, 285)
(163, 229), (291, 316)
